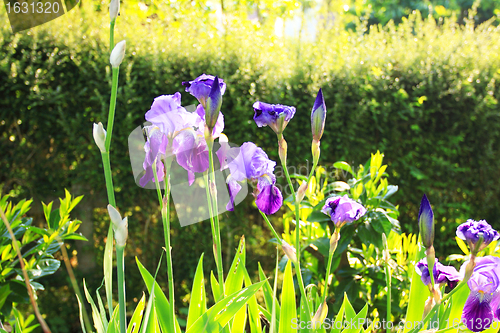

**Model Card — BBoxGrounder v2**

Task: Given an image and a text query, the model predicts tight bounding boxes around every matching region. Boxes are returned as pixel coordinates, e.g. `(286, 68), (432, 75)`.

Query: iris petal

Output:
(255, 184), (283, 215)
(462, 291), (494, 332)
(226, 177), (242, 211)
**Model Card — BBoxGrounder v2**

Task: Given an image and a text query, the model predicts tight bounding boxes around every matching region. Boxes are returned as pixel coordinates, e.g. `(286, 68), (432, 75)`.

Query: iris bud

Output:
(296, 181), (307, 204)
(282, 240), (297, 263)
(107, 205), (128, 247)
(93, 122), (107, 153)
(205, 76), (222, 132)
(311, 88), (326, 142)
(418, 194), (434, 249)
(110, 0), (120, 21)
(110, 40), (126, 68)
(312, 301), (328, 327)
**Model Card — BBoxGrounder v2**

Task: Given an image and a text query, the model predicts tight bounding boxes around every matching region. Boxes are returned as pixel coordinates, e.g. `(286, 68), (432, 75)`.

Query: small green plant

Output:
(0, 190), (86, 328)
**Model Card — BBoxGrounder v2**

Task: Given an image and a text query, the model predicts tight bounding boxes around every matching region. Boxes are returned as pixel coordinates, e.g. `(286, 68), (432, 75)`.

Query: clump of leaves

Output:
(0, 190), (86, 320)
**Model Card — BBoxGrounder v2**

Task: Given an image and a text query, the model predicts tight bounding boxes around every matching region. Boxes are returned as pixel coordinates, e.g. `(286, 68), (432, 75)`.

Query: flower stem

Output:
(153, 160), (176, 332)
(105, 68), (119, 152)
(101, 153), (116, 207)
(306, 159), (319, 184)
(203, 171), (220, 291)
(259, 210), (283, 246)
(384, 260), (391, 332)
(207, 137), (225, 299)
(110, 19), (115, 51)
(100, 57), (120, 319)
(322, 228), (339, 304)
(116, 245), (126, 333)
(278, 136), (312, 320)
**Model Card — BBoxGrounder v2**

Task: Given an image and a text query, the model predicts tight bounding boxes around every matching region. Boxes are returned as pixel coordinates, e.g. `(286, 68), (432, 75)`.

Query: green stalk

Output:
(110, 19), (115, 52)
(384, 260), (391, 332)
(207, 137), (225, 299)
(153, 160), (176, 333)
(204, 171), (220, 298)
(105, 68), (119, 152)
(278, 136), (312, 320)
(101, 153), (116, 207)
(116, 246), (126, 333)
(321, 228), (339, 304)
(259, 210), (283, 246)
(306, 159), (319, 184)
(100, 64), (120, 318)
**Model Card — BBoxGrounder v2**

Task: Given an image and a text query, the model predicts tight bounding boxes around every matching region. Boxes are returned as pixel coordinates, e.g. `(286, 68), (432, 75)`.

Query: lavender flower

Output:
(140, 92), (225, 187)
(460, 256), (500, 332)
(145, 92), (196, 138)
(457, 219), (500, 253)
(415, 259), (462, 289)
(321, 195), (366, 228)
(140, 126), (168, 187)
(182, 74), (226, 107)
(253, 101), (296, 135)
(220, 142), (282, 214)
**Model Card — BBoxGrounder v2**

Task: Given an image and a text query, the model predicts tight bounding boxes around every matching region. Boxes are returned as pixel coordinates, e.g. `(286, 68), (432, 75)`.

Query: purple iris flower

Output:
(253, 101), (296, 135)
(415, 259), (462, 289)
(171, 105), (225, 184)
(140, 126), (169, 187)
(141, 91), (226, 187)
(456, 219), (500, 252)
(182, 74), (226, 107)
(145, 92), (196, 137)
(460, 256), (500, 332)
(220, 142), (282, 215)
(321, 195), (366, 228)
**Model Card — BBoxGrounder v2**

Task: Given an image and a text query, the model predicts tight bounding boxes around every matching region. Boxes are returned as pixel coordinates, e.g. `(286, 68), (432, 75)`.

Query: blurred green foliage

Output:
(343, 0), (500, 26)
(1, 0), (500, 330)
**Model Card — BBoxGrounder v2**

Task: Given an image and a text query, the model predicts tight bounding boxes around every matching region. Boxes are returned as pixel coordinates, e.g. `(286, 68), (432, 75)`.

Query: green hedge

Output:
(1, 2), (500, 329)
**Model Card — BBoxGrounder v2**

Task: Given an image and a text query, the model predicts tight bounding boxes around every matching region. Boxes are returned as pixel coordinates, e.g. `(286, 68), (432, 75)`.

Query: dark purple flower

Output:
(457, 219), (500, 252)
(461, 256), (500, 332)
(255, 183), (283, 215)
(415, 259), (462, 289)
(311, 89), (326, 142)
(205, 76), (223, 131)
(321, 195), (366, 228)
(182, 74), (226, 107)
(253, 101), (296, 135)
(140, 126), (168, 187)
(418, 194), (435, 249)
(221, 142), (282, 214)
